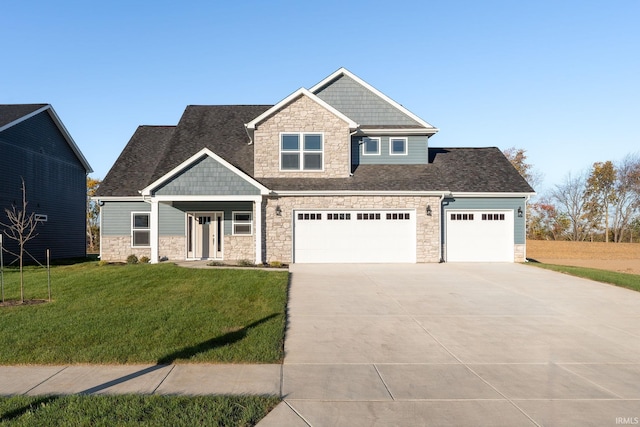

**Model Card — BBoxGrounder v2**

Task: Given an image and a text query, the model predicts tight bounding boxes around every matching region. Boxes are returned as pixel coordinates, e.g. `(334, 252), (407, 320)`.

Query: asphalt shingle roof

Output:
(96, 126), (175, 197)
(0, 104), (48, 128)
(149, 105), (271, 183)
(97, 106), (535, 197)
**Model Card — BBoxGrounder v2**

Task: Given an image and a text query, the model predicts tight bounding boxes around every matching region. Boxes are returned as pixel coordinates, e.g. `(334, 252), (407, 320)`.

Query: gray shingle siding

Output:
(101, 202), (149, 236)
(153, 155), (261, 196)
(351, 135), (429, 165)
(172, 201), (253, 235)
(101, 201), (255, 238)
(314, 75), (423, 127)
(442, 197), (527, 244)
(0, 110), (87, 261)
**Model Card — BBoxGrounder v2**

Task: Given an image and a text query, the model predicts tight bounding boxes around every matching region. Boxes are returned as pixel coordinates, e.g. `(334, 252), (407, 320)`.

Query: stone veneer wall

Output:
(264, 195), (441, 263)
(159, 236), (186, 261)
(253, 95), (351, 178)
(224, 235), (255, 261)
(101, 236), (151, 262)
(514, 244), (526, 263)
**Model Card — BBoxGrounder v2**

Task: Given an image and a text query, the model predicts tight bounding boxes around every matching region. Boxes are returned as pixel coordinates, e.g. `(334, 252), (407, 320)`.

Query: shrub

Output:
(126, 254), (139, 265)
(269, 261), (283, 268)
(207, 261), (224, 267)
(139, 256), (150, 264)
(98, 260), (109, 267)
(238, 259), (255, 267)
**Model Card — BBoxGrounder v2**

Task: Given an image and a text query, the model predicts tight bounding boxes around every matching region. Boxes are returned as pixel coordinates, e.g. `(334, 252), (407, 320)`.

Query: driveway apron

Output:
(258, 263), (640, 427)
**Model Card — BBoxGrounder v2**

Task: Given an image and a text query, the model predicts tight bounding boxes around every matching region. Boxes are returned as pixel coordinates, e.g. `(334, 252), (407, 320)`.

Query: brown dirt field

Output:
(526, 240), (640, 275)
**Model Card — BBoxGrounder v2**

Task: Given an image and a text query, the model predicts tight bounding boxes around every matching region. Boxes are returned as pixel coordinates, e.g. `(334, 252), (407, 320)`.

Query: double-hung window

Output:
(389, 137), (408, 155)
(281, 133), (323, 171)
(132, 212), (150, 247)
(362, 137), (380, 156)
(232, 212), (253, 235)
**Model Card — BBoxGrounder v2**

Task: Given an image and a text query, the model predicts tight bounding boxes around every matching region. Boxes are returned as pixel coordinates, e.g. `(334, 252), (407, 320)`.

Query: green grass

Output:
(0, 395), (279, 426)
(527, 262), (640, 292)
(0, 263), (288, 364)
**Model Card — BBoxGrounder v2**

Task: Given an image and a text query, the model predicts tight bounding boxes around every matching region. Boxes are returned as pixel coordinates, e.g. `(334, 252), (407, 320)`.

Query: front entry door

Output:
(187, 212), (223, 259)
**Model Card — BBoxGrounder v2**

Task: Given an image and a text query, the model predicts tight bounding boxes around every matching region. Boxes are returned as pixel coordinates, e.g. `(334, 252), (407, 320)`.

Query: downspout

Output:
(438, 192), (446, 263)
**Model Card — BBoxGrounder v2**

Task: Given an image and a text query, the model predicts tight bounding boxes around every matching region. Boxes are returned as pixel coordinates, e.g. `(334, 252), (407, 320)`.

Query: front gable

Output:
(251, 91), (355, 179)
(142, 148), (269, 198)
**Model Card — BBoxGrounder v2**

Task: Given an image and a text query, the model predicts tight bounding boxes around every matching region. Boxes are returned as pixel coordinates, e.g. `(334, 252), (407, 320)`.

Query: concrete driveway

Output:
(259, 263), (640, 427)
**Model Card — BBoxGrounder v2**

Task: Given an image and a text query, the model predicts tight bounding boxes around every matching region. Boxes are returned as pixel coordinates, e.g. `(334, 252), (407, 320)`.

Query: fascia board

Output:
(91, 196), (145, 202)
(140, 148), (270, 196)
(448, 192), (537, 198)
(272, 190), (450, 197)
(150, 195), (263, 202)
(356, 128), (440, 136)
(309, 68), (437, 131)
(46, 106), (94, 173)
(245, 88), (358, 130)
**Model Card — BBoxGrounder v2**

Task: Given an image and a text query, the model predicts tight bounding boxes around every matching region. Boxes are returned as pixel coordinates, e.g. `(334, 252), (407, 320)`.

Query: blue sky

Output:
(2, 0), (638, 194)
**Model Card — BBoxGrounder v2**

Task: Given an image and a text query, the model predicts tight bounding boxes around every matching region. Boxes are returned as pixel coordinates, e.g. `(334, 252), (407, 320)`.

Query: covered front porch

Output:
(148, 197), (264, 264)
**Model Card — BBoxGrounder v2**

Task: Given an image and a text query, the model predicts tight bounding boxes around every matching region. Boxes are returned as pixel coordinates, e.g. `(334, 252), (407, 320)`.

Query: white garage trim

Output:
(293, 209), (416, 263)
(445, 209), (514, 262)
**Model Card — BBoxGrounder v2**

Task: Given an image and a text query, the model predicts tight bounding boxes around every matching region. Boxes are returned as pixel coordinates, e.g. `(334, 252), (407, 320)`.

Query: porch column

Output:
(255, 198), (263, 264)
(150, 199), (160, 264)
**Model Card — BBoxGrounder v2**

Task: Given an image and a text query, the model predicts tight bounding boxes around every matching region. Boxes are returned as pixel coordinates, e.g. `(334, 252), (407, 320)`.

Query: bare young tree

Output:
(612, 153), (640, 242)
(0, 178), (40, 303)
(550, 172), (590, 241)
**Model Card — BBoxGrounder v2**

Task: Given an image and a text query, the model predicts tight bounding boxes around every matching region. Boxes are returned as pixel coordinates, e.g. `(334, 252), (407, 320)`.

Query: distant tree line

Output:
(505, 148), (640, 243)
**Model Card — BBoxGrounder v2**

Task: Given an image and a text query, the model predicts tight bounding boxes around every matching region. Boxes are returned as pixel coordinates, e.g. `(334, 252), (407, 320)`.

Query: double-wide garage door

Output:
(293, 210), (416, 263)
(446, 210), (514, 262)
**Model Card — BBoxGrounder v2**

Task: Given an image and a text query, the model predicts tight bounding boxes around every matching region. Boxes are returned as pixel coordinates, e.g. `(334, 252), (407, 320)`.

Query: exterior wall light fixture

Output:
(275, 205), (282, 216)
(517, 206), (523, 218)
(426, 205), (432, 216)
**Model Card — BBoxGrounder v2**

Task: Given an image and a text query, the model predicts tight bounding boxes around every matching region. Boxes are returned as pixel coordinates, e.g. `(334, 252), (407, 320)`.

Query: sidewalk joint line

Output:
(152, 364), (175, 394)
(24, 365), (69, 395)
(373, 364), (395, 401)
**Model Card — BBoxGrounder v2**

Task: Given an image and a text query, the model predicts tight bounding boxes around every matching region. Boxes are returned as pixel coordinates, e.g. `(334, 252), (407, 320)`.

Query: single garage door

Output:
(293, 210), (416, 263)
(446, 210), (514, 262)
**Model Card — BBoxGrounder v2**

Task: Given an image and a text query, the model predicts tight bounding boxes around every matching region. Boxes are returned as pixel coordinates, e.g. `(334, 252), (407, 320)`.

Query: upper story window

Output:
(389, 137), (408, 155)
(132, 212), (150, 247)
(281, 133), (323, 171)
(362, 137), (380, 156)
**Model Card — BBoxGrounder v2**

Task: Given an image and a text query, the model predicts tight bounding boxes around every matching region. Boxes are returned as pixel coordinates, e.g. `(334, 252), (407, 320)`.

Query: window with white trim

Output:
(132, 212), (150, 247)
(232, 212), (253, 235)
(362, 137), (380, 155)
(389, 137), (408, 155)
(280, 133), (323, 171)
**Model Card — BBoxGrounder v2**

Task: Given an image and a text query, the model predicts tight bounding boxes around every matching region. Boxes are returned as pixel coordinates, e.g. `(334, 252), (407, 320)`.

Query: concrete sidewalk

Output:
(0, 364), (281, 396)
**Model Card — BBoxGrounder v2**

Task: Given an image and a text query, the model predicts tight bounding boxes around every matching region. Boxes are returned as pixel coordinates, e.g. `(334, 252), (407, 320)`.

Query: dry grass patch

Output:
(527, 240), (640, 274)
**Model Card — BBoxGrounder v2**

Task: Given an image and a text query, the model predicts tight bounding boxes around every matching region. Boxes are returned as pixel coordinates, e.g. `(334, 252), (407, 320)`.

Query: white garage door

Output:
(446, 210), (514, 262)
(293, 210), (416, 263)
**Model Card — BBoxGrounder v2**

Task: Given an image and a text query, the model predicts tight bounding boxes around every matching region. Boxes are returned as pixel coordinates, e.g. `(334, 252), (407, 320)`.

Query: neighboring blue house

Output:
(96, 68), (535, 264)
(0, 104), (93, 262)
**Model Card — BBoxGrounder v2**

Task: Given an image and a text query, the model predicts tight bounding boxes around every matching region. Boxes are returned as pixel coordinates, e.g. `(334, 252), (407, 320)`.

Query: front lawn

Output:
(0, 263), (288, 364)
(527, 262), (640, 292)
(0, 395), (279, 426)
